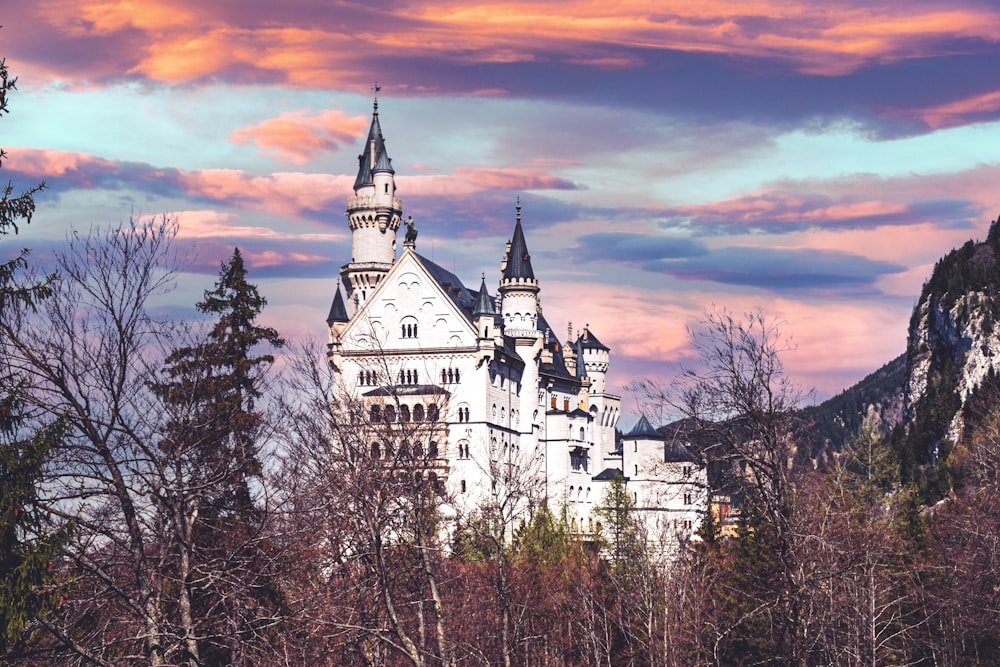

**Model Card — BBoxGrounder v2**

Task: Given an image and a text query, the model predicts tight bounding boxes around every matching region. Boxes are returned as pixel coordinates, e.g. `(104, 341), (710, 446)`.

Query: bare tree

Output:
(632, 308), (808, 664)
(276, 339), (453, 666)
(1, 218), (285, 665)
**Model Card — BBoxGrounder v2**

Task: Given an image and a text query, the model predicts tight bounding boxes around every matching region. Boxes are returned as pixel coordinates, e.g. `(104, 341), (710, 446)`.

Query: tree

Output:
(632, 308), (807, 663)
(276, 340), (453, 666)
(0, 54), (64, 658)
(149, 247), (285, 666)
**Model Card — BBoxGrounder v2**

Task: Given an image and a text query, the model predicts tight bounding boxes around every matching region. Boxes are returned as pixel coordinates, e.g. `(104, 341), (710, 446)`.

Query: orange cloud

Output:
(177, 170), (354, 216)
(909, 89), (1000, 129)
(230, 109), (369, 164)
(29, 0), (1000, 86)
(161, 210), (344, 242)
(399, 167), (578, 194)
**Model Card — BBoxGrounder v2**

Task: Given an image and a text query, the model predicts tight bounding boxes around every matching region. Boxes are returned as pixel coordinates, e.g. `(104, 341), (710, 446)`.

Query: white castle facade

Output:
(325, 100), (706, 550)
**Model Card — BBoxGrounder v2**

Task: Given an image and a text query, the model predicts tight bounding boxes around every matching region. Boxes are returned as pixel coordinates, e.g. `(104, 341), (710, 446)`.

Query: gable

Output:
(341, 249), (478, 351)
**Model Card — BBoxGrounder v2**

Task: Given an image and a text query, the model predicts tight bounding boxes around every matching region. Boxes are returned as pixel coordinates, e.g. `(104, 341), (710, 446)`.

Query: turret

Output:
(577, 324), (610, 394)
(473, 274), (498, 340)
(326, 282), (350, 370)
(341, 96), (403, 310)
(497, 199), (540, 339)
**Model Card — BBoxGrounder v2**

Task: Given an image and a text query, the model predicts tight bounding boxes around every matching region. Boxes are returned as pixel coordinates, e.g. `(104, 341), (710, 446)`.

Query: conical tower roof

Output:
(353, 99), (394, 190)
(327, 284), (349, 324)
(578, 324), (610, 352)
(502, 200), (535, 281)
(474, 274), (495, 315)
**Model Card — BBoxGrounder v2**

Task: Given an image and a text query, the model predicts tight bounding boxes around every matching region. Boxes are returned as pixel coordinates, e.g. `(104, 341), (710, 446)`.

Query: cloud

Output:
(230, 109), (369, 164)
(906, 89), (1000, 130)
(646, 246), (904, 290)
(5, 0), (1000, 136)
(573, 232), (708, 262)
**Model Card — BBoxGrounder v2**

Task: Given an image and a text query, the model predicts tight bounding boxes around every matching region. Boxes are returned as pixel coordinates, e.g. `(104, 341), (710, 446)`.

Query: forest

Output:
(5, 59), (1000, 667)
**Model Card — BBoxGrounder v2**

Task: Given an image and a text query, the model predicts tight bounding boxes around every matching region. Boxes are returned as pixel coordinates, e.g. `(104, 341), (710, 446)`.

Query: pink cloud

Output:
(176, 170), (354, 216)
(399, 167), (578, 195)
(18, 0), (1000, 87)
(904, 89), (1000, 129)
(230, 109), (369, 164)
(160, 210), (345, 243)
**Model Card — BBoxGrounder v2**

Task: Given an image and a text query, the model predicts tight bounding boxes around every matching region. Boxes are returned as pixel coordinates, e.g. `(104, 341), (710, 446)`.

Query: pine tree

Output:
(0, 55), (63, 655)
(152, 247), (284, 665)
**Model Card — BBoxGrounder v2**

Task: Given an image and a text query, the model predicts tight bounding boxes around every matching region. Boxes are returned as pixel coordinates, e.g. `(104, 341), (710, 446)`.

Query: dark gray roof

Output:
(502, 217), (535, 281)
(626, 415), (664, 439)
(353, 104), (394, 190)
(577, 326), (610, 352)
(326, 286), (348, 323)
(593, 468), (626, 481)
(537, 314), (578, 384)
(413, 253), (477, 312)
(473, 275), (495, 316)
(664, 440), (699, 464)
(574, 339), (589, 379)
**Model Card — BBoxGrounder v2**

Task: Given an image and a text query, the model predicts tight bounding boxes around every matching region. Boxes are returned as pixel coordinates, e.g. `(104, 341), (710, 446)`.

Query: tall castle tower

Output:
(340, 97), (403, 311)
(498, 199), (540, 338)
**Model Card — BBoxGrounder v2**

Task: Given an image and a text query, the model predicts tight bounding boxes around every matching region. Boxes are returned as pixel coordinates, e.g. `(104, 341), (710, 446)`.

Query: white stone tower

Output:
(498, 199), (540, 337)
(340, 97), (403, 311)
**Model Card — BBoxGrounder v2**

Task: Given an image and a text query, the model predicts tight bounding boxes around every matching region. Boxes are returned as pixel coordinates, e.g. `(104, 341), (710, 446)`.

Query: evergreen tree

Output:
(152, 247), (284, 665)
(0, 55), (63, 656)
(157, 247), (284, 514)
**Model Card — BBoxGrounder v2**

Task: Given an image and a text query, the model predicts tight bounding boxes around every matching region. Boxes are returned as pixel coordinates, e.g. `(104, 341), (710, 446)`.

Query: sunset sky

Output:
(4, 0), (1000, 417)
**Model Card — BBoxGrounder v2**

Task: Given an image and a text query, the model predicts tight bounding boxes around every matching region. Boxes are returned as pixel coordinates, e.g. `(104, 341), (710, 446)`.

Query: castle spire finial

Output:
(516, 196), (521, 224)
(372, 81), (381, 112)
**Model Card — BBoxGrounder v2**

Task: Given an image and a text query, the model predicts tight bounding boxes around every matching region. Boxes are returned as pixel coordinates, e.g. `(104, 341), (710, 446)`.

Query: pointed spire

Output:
(353, 96), (394, 190)
(502, 197), (535, 281)
(327, 282), (349, 324)
(474, 273), (495, 315)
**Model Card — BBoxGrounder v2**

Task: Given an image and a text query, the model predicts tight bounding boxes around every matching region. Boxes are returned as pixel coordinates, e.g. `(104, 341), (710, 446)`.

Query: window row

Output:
(401, 322), (418, 338)
(370, 441), (439, 460)
(398, 369), (420, 385)
(441, 368), (461, 384)
(369, 403), (439, 423)
(456, 406), (471, 422)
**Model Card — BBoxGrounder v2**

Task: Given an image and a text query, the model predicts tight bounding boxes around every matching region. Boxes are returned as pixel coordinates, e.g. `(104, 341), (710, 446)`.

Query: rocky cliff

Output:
(898, 216), (1000, 470)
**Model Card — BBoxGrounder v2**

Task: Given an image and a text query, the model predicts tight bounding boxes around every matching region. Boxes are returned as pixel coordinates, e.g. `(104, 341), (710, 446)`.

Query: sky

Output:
(3, 0), (1000, 419)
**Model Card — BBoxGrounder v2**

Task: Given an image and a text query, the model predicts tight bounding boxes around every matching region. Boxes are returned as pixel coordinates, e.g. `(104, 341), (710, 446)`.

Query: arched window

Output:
(455, 369), (460, 382)
(399, 441), (410, 458)
(400, 405), (410, 423)
(429, 441), (438, 458)
(371, 442), (380, 459)
(428, 404), (439, 421)
(413, 404), (424, 422)
(441, 369), (447, 383)
(579, 427), (585, 441)
(370, 405), (381, 422)
(414, 442), (424, 458)
(384, 405), (396, 423)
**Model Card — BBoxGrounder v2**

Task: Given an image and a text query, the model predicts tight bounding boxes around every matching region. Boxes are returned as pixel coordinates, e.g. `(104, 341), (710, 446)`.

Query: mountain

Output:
(894, 216), (1000, 480)
(797, 215), (1000, 482)
(795, 354), (906, 465)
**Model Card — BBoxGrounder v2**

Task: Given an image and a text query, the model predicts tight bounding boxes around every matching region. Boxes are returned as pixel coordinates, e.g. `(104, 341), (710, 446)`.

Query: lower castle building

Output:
(325, 99), (706, 551)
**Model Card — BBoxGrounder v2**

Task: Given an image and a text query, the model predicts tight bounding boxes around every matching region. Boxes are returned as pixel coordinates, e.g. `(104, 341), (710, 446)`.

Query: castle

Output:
(325, 99), (706, 549)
